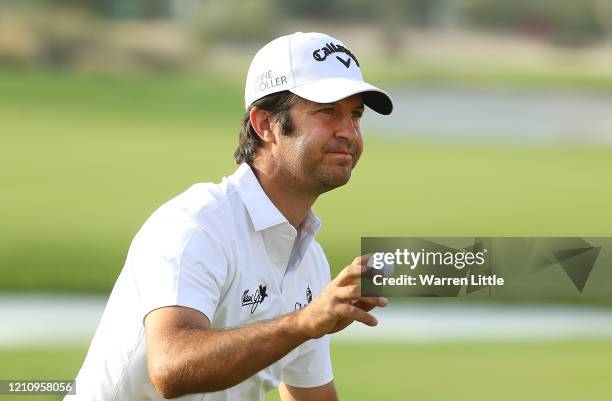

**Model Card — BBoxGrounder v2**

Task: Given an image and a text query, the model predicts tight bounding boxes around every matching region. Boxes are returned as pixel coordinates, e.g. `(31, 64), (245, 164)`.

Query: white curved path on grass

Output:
(364, 86), (612, 146)
(1, 294), (611, 348)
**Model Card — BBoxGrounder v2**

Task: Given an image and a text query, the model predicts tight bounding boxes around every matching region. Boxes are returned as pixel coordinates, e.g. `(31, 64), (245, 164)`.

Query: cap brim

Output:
(290, 77), (393, 115)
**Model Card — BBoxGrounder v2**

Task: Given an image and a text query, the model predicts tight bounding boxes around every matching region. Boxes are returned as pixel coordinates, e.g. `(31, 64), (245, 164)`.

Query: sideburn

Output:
(275, 109), (295, 136)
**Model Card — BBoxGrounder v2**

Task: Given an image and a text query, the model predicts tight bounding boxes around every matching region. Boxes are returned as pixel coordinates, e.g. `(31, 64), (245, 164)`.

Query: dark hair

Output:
(234, 91), (299, 165)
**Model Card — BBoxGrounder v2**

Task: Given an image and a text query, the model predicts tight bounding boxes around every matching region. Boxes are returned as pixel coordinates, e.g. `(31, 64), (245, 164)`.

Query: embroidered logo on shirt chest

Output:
(241, 284), (268, 314)
(294, 285), (313, 310)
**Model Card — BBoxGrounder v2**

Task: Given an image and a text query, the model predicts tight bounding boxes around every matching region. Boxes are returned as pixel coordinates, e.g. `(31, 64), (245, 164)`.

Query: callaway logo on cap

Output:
(244, 32), (393, 115)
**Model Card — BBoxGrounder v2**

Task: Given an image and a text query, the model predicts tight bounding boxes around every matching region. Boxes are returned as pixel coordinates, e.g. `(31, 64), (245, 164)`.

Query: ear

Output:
(249, 107), (277, 145)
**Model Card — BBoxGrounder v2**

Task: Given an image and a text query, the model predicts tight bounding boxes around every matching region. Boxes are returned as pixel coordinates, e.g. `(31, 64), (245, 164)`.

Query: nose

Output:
(334, 113), (360, 143)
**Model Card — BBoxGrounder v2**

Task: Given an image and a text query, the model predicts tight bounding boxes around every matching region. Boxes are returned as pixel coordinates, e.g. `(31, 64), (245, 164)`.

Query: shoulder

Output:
(158, 179), (238, 223)
(152, 178), (243, 228)
(131, 178), (245, 253)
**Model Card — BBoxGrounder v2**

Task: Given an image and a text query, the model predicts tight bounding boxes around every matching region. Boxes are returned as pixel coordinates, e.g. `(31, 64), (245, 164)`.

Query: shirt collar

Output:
(301, 209), (321, 238)
(229, 163), (321, 235)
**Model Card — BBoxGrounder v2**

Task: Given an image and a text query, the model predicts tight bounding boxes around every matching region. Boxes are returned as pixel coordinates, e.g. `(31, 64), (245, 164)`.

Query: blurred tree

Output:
(431, 0), (463, 30)
(276, 0), (335, 19)
(463, 0), (603, 44)
(594, 0), (612, 41)
(194, 0), (281, 44)
(407, 0), (441, 28)
(277, 0), (379, 22)
(52, 0), (172, 18)
(377, 0), (404, 59)
(11, 0), (611, 46)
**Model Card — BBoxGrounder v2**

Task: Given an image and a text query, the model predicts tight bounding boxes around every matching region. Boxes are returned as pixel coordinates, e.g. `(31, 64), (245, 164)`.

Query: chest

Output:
(212, 243), (327, 328)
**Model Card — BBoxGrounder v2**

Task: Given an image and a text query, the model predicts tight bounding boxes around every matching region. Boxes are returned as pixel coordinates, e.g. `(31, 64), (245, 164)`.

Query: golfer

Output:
(66, 32), (393, 401)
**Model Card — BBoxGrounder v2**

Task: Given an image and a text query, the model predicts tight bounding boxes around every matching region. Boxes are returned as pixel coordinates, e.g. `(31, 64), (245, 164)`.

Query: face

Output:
(272, 94), (364, 195)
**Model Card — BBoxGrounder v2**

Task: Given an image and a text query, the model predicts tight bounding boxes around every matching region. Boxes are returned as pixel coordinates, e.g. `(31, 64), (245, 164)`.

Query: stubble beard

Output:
(289, 150), (354, 196)
(311, 161), (352, 194)
(277, 130), (355, 196)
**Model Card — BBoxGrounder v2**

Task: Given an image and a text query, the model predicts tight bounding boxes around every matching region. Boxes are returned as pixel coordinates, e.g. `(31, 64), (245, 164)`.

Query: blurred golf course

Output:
(1, 340), (611, 401)
(3, 68), (612, 292)
(2, 66), (612, 400)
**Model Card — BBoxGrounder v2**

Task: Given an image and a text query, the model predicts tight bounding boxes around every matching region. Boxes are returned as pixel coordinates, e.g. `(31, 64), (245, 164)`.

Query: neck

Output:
(250, 161), (318, 229)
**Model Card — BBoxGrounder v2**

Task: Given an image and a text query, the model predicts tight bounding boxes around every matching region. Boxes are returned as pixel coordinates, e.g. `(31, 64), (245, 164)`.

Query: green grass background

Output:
(1, 68), (612, 400)
(1, 340), (611, 401)
(2, 69), (612, 292)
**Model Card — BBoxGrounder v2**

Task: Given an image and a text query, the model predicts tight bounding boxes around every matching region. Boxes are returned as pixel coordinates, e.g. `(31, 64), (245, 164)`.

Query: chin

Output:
(317, 166), (352, 192)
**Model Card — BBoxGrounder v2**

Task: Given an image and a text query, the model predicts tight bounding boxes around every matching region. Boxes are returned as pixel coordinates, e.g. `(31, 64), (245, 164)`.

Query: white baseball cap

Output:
(244, 32), (393, 115)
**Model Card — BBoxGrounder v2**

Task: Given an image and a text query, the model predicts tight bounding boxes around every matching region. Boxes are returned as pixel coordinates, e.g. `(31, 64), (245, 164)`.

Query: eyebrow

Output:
(312, 102), (365, 110)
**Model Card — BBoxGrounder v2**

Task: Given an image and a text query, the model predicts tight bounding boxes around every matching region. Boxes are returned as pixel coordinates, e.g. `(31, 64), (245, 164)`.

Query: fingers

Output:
(353, 300), (376, 313)
(335, 263), (366, 286)
(335, 285), (361, 301)
(335, 285), (389, 309)
(336, 304), (378, 326)
(307, 254), (389, 336)
(334, 254), (380, 286)
(351, 254), (373, 266)
(353, 297), (388, 310)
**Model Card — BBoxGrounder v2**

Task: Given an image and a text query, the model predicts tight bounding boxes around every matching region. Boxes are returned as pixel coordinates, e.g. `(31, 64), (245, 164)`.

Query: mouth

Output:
(324, 143), (357, 164)
(326, 151), (353, 160)
(325, 147), (354, 156)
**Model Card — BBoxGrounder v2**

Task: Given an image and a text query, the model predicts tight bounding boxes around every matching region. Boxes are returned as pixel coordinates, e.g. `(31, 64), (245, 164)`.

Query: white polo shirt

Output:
(67, 163), (333, 401)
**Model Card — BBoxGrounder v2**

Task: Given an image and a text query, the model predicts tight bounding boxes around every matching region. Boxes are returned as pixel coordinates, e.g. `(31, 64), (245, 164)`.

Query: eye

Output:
(318, 107), (334, 115)
(352, 110), (364, 118)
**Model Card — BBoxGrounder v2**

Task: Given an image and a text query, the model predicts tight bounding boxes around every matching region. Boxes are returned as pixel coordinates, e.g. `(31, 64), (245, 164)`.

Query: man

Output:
(67, 32), (393, 401)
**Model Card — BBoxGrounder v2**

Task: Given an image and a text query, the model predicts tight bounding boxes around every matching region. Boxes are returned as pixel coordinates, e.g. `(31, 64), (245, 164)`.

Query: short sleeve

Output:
(129, 216), (228, 323)
(281, 335), (333, 388)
